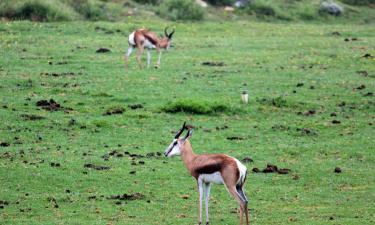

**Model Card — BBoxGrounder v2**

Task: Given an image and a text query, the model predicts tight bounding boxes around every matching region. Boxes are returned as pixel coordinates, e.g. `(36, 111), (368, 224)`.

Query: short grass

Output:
(0, 19), (374, 225)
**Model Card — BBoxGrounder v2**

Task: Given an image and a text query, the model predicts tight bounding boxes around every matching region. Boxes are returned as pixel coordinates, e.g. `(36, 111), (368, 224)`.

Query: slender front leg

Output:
(124, 46), (134, 69)
(204, 182), (211, 225)
(155, 49), (162, 68)
(136, 45), (144, 69)
(197, 179), (204, 225)
(146, 50), (151, 68)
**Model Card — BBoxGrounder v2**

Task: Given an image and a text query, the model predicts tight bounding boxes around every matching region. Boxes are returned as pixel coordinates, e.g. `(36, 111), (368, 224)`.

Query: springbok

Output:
(164, 122), (250, 225)
(125, 27), (175, 69)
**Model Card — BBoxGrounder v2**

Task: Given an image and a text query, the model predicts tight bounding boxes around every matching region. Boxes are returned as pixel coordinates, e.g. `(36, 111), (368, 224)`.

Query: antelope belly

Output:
(200, 172), (224, 184)
(144, 39), (156, 49)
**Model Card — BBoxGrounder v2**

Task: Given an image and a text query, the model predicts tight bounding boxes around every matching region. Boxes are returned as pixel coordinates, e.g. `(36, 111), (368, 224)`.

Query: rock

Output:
(224, 6), (235, 12)
(319, 1), (344, 16)
(195, 0), (208, 8)
(235, 0), (250, 8)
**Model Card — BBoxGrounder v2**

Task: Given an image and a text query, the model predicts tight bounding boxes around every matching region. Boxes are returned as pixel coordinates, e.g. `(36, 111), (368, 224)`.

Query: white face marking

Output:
(199, 172), (224, 185)
(164, 139), (181, 157)
(128, 32), (135, 46)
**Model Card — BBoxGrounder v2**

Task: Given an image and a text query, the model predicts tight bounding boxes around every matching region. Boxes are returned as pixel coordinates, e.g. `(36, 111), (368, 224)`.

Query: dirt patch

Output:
(334, 167), (342, 173)
(0, 142), (10, 147)
(107, 193), (144, 201)
(50, 162), (61, 167)
(103, 107), (125, 116)
(272, 124), (290, 131)
(202, 61), (225, 66)
(101, 150), (124, 161)
(296, 82), (304, 87)
(332, 120), (341, 124)
(0, 200), (9, 209)
(227, 136), (246, 141)
(363, 92), (373, 97)
(21, 114), (45, 120)
(36, 99), (67, 111)
(253, 164), (290, 174)
(47, 197), (59, 208)
(297, 128), (318, 136)
(297, 110), (316, 116)
(354, 84), (366, 90)
(128, 104), (144, 110)
(40, 72), (76, 77)
(96, 48), (111, 53)
(216, 125), (229, 130)
(241, 157), (253, 163)
(84, 163), (110, 170)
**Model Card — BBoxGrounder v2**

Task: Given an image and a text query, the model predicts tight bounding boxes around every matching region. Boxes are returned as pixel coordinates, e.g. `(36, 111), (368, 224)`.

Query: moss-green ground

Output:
(0, 20), (374, 224)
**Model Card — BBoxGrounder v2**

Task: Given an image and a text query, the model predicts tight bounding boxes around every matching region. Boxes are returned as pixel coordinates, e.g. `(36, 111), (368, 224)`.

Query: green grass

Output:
(0, 19), (374, 225)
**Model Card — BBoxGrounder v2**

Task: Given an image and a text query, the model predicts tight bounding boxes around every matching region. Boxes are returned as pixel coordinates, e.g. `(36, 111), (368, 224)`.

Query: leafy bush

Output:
(133, 0), (161, 4)
(162, 99), (230, 114)
(242, 1), (291, 20)
(0, 0), (77, 21)
(157, 0), (204, 21)
(64, 0), (105, 20)
(206, 0), (236, 6)
(340, 0), (375, 5)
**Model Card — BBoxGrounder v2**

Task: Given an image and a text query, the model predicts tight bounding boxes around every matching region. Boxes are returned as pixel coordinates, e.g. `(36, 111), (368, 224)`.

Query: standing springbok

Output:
(164, 122), (250, 225)
(125, 27), (175, 69)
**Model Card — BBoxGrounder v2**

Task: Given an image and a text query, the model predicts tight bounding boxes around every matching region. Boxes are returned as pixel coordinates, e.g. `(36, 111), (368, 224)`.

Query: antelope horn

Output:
(174, 122), (186, 139)
(168, 28), (175, 39)
(164, 26), (169, 37)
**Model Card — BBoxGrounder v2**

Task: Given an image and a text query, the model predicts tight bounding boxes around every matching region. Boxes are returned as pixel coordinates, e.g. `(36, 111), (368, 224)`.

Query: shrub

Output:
(0, 0), (77, 21)
(157, 0), (204, 21)
(206, 0), (236, 6)
(133, 0), (161, 4)
(340, 0), (375, 5)
(64, 0), (105, 20)
(242, 1), (291, 20)
(162, 99), (230, 114)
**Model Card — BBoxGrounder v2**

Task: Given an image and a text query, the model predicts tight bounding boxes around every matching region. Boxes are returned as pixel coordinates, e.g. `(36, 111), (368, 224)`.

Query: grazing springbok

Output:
(125, 27), (175, 69)
(164, 122), (250, 225)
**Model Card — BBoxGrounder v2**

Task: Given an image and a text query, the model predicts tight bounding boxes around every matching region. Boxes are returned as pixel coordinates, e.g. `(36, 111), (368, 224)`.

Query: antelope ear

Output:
(182, 129), (193, 142)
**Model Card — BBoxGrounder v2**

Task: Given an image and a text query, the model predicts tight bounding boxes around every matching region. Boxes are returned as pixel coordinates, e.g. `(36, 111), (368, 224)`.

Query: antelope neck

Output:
(180, 142), (196, 172)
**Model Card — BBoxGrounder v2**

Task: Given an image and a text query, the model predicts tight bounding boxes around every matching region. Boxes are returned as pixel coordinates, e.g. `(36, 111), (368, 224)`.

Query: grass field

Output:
(0, 19), (374, 225)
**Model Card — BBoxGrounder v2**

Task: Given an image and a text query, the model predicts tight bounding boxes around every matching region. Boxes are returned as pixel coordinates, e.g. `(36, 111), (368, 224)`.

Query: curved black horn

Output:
(168, 28), (175, 39)
(164, 26), (169, 37)
(174, 122), (186, 139)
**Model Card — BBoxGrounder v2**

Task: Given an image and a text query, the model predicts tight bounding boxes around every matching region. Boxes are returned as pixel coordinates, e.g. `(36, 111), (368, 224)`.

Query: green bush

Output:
(206, 0), (236, 6)
(162, 99), (230, 114)
(157, 0), (204, 21)
(0, 0), (77, 21)
(133, 0), (160, 4)
(64, 0), (105, 20)
(340, 0), (375, 5)
(242, 1), (291, 20)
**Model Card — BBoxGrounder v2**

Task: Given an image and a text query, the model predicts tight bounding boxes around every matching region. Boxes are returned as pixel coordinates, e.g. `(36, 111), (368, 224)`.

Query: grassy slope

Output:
(0, 20), (374, 224)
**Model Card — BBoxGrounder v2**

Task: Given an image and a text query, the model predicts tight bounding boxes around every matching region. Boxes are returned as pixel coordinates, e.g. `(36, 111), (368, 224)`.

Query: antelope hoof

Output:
(154, 65), (160, 69)
(206, 222), (209, 225)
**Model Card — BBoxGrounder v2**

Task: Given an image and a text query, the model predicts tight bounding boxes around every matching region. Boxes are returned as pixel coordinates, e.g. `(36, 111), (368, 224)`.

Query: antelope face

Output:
(164, 138), (181, 157)
(164, 122), (186, 157)
(164, 27), (175, 50)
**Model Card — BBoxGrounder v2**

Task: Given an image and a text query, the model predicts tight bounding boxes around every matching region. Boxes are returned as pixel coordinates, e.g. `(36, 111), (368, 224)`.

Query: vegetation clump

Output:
(157, 0), (204, 21)
(162, 99), (230, 114)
